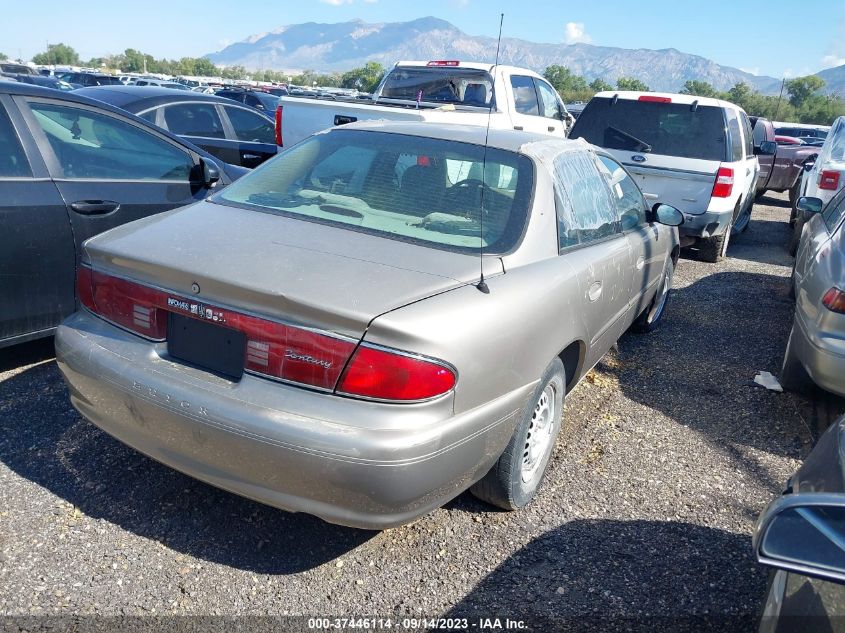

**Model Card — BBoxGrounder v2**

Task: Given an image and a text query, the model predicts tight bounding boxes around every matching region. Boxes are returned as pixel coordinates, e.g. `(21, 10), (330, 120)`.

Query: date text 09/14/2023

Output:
(306, 618), (528, 630)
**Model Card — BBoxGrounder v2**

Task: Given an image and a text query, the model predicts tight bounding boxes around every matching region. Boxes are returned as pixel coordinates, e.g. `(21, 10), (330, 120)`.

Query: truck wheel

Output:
(631, 259), (674, 333)
(733, 197), (753, 234)
(780, 327), (812, 394)
(755, 189), (767, 202)
(470, 358), (565, 510)
(788, 180), (800, 208)
(788, 215), (804, 257)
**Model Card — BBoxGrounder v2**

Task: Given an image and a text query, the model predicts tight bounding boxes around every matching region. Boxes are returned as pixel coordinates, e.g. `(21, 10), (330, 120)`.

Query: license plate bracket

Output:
(167, 312), (246, 380)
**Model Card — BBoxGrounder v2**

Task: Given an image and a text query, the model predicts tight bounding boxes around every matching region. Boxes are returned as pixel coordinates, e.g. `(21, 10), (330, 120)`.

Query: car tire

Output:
(699, 223), (731, 263)
(788, 180), (800, 208)
(631, 259), (674, 333)
(733, 197), (753, 234)
(470, 358), (565, 511)
(788, 213), (805, 257)
(780, 326), (812, 394)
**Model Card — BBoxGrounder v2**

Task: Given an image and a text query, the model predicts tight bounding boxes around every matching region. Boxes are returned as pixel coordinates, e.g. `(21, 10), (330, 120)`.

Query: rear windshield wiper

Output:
(607, 125), (652, 153)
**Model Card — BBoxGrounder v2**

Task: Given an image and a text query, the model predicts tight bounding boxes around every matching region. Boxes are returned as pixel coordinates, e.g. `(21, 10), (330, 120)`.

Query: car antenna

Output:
(476, 13), (504, 295)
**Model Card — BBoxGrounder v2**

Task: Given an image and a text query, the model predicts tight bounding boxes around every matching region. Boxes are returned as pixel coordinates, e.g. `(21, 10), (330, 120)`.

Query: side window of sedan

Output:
(224, 106), (275, 144)
(0, 105), (32, 177)
(822, 190), (845, 233)
(163, 103), (225, 139)
(554, 151), (621, 249)
(597, 155), (648, 230)
(28, 101), (194, 181)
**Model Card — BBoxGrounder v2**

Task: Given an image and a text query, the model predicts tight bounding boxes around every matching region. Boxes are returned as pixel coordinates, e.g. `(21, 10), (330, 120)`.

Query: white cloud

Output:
(739, 66), (759, 76)
(319, 0), (353, 5)
(782, 68), (794, 79)
(563, 22), (592, 45)
(822, 54), (845, 69)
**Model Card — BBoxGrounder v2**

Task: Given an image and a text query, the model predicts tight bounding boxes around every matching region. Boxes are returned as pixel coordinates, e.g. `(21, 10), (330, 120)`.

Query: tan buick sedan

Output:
(56, 121), (682, 528)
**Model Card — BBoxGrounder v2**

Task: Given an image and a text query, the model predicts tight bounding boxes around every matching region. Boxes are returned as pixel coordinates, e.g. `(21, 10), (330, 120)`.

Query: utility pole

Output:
(774, 77), (786, 120)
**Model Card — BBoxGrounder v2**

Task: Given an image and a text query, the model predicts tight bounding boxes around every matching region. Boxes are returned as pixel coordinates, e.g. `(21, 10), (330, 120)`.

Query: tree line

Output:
(542, 64), (844, 125)
(13, 44), (845, 125)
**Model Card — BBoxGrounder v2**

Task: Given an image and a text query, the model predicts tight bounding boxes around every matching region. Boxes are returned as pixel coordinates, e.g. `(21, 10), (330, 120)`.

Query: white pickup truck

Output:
(274, 60), (573, 148)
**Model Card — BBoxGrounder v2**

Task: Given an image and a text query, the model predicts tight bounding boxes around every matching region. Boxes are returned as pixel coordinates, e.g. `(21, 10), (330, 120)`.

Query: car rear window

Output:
(379, 67), (496, 108)
(571, 97), (728, 161)
(214, 129), (534, 254)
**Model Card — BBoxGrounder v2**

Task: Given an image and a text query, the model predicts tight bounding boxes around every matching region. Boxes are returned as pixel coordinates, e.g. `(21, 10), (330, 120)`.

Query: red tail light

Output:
(819, 170), (841, 191)
(822, 287), (845, 314)
(638, 95), (672, 103)
(274, 105), (283, 146)
(712, 166), (734, 198)
(337, 345), (456, 401)
(74, 267), (356, 389)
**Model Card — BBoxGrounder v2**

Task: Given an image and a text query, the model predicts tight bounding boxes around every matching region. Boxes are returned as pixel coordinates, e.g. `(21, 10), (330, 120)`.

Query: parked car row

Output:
(76, 86), (278, 168)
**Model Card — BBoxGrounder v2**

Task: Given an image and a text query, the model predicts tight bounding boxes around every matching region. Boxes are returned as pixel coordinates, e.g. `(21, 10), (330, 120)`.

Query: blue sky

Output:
(3, 0), (844, 78)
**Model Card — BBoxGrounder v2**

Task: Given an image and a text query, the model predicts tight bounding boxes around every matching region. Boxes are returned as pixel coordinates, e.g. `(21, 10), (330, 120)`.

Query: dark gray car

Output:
(77, 86), (278, 168)
(0, 83), (246, 349)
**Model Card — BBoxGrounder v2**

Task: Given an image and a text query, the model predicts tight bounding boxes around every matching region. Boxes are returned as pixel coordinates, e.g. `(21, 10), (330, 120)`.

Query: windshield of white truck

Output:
(571, 97), (728, 161)
(379, 67), (496, 108)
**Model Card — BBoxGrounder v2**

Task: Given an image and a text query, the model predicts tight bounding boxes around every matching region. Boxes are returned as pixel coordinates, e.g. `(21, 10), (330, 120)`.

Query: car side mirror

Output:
(650, 203), (684, 227)
(804, 160), (817, 173)
(796, 196), (823, 214)
(201, 158), (220, 189)
(757, 141), (777, 156)
(754, 493), (845, 584)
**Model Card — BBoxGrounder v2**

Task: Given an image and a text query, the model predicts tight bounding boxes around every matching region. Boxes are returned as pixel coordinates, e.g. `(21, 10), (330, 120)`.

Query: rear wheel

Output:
(733, 197), (753, 234)
(631, 259), (674, 333)
(788, 180), (801, 209)
(788, 213), (805, 257)
(470, 358), (565, 510)
(780, 327), (812, 394)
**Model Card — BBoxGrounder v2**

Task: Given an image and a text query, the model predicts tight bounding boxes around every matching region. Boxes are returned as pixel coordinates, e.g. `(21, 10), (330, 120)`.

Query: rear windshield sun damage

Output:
(214, 129), (534, 254)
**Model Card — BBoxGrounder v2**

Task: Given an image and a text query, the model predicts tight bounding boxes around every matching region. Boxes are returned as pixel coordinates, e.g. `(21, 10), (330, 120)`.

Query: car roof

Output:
(592, 90), (742, 111)
(325, 119), (589, 155)
(74, 85), (236, 110)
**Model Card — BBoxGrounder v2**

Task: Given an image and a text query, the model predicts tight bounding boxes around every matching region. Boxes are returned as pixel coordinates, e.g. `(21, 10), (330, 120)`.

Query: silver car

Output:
(56, 121), (682, 529)
(782, 189), (845, 397)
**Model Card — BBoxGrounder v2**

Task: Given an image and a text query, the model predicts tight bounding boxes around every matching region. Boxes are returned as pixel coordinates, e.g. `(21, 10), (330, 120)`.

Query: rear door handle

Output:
(241, 153), (261, 160)
(588, 281), (603, 302)
(70, 200), (120, 215)
(513, 126), (523, 131)
(548, 126), (556, 132)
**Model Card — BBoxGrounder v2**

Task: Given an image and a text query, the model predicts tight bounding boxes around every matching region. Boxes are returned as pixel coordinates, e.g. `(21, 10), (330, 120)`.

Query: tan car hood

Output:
(82, 199), (502, 337)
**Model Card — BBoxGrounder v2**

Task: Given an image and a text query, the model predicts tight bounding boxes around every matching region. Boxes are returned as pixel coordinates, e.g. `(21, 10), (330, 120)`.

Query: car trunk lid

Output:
(81, 199), (501, 340)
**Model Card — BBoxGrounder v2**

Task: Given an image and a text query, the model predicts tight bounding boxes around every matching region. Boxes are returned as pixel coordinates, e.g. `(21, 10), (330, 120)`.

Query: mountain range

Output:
(207, 17), (844, 97)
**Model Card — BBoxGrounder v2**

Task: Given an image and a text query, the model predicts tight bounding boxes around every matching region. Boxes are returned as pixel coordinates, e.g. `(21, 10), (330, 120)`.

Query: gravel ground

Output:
(1, 192), (844, 631)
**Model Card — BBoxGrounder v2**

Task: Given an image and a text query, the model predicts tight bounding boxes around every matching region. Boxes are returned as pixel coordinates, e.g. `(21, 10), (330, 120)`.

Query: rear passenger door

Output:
(598, 155), (667, 320)
(508, 75), (566, 136)
(554, 151), (633, 367)
(18, 97), (212, 253)
(0, 97), (75, 343)
(219, 105), (277, 167)
(158, 102), (241, 166)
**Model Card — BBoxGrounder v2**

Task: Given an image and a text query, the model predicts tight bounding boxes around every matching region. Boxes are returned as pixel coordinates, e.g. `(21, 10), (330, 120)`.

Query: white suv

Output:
(571, 91), (760, 262)
(797, 115), (845, 209)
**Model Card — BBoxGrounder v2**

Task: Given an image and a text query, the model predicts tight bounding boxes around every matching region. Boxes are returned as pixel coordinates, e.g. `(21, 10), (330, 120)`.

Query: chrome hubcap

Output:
(521, 385), (556, 483)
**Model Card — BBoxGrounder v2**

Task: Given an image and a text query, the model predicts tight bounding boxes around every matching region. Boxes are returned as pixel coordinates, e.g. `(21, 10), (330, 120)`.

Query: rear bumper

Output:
(679, 208), (733, 239)
(55, 311), (527, 529)
(792, 314), (845, 397)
